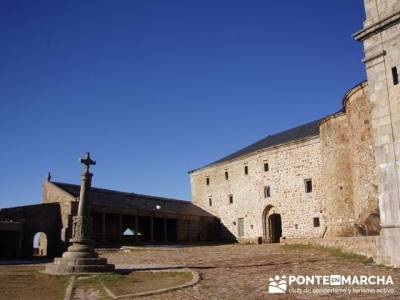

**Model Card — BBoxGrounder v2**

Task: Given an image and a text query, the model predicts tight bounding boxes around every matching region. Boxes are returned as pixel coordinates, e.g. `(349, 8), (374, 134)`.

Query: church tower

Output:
(354, 0), (400, 266)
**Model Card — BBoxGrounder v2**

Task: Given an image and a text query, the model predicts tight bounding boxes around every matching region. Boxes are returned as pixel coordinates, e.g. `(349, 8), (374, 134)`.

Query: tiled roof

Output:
(53, 182), (214, 218)
(190, 118), (322, 172)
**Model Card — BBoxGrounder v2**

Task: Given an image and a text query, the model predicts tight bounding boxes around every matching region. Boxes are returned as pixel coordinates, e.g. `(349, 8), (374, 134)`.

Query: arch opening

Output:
(123, 228), (135, 236)
(262, 206), (282, 243)
(268, 213), (282, 243)
(33, 232), (47, 257)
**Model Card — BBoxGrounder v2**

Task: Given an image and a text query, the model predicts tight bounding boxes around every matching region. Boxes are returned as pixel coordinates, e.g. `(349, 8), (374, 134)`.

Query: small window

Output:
(264, 162), (269, 172)
(313, 217), (320, 227)
(229, 195), (233, 204)
(305, 179), (313, 193)
(244, 165), (248, 175)
(392, 67), (399, 85)
(206, 177), (210, 186)
(209, 198), (212, 206)
(225, 171), (229, 180)
(264, 186), (271, 198)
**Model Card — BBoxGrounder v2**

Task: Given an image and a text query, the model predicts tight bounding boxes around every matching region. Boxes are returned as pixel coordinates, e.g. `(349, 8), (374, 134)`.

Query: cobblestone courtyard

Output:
(102, 244), (400, 299)
(2, 243), (400, 299)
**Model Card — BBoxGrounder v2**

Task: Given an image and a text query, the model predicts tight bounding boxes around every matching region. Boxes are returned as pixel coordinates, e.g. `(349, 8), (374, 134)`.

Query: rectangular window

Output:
(209, 198), (212, 206)
(206, 177), (210, 186)
(244, 165), (248, 175)
(392, 66), (399, 85)
(225, 171), (229, 180)
(313, 217), (320, 228)
(305, 179), (313, 193)
(229, 195), (233, 204)
(264, 186), (271, 198)
(264, 162), (269, 172)
(238, 218), (244, 237)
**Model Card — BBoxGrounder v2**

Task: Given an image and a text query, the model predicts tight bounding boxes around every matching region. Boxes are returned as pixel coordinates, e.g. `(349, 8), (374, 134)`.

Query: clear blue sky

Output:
(0, 0), (366, 207)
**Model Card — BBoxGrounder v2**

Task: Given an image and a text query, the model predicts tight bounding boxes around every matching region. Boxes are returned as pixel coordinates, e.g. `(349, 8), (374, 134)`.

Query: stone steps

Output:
(45, 261), (115, 274)
(54, 257), (108, 266)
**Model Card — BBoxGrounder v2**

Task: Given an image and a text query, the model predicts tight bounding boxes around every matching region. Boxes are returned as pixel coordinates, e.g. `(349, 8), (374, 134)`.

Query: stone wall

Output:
(354, 0), (400, 267)
(42, 182), (75, 243)
(190, 81), (379, 242)
(319, 82), (378, 238)
(191, 138), (325, 241)
(344, 83), (379, 235)
(0, 203), (63, 259)
(320, 113), (354, 237)
(283, 236), (380, 261)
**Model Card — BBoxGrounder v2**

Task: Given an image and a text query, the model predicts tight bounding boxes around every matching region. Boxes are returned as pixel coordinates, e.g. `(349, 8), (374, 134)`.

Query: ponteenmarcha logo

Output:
(268, 275), (287, 294)
(267, 274), (394, 295)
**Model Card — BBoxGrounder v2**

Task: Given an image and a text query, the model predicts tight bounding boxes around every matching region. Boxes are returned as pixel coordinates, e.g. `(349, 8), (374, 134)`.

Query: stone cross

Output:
(47, 172), (52, 182)
(80, 152), (96, 173)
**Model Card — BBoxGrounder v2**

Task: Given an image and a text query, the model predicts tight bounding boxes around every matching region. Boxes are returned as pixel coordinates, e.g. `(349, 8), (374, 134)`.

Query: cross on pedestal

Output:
(80, 152), (96, 173)
(45, 152), (114, 274)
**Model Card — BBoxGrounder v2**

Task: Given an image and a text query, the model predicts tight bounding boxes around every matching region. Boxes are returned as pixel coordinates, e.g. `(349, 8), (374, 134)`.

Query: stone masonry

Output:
(354, 0), (400, 266)
(190, 82), (379, 244)
(191, 136), (325, 242)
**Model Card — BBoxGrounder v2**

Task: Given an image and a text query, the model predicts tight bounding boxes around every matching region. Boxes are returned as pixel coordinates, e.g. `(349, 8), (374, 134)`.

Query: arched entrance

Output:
(33, 232), (48, 257)
(262, 205), (282, 243)
(268, 213), (282, 243)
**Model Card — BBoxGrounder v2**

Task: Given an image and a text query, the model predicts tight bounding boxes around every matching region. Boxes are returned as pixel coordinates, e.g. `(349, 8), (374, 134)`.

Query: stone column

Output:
(101, 213), (106, 242)
(150, 217), (154, 242)
(67, 153), (95, 254)
(16, 232), (23, 259)
(135, 215), (139, 242)
(163, 218), (168, 242)
(188, 220), (192, 242)
(118, 214), (123, 243)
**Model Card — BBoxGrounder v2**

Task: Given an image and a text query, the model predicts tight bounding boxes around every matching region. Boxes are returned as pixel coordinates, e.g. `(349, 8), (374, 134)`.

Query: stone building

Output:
(190, 0), (400, 267)
(1, 0), (399, 267)
(190, 81), (378, 243)
(353, 0), (400, 266)
(0, 180), (218, 259)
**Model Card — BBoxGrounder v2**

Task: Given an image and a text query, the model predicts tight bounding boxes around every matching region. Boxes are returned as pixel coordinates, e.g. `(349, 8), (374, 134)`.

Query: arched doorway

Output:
(262, 206), (282, 243)
(268, 213), (282, 243)
(33, 232), (48, 257)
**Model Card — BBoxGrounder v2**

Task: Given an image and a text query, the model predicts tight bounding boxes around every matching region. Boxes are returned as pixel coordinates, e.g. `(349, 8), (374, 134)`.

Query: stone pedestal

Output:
(45, 252), (114, 274)
(45, 216), (115, 274)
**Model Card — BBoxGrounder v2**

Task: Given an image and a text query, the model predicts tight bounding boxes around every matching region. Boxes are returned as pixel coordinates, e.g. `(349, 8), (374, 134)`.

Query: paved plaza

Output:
(2, 243), (400, 299)
(101, 244), (400, 299)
